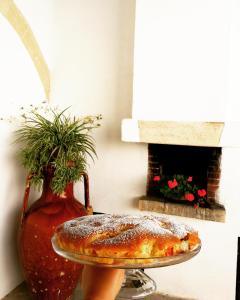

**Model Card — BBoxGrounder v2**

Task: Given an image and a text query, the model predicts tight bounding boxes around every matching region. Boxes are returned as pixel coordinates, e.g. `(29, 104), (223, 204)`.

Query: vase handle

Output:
(81, 172), (93, 215)
(20, 174), (33, 225)
(20, 172), (93, 224)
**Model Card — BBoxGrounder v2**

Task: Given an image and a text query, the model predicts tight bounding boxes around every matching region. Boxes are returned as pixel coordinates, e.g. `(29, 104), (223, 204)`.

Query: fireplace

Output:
(139, 144), (226, 222)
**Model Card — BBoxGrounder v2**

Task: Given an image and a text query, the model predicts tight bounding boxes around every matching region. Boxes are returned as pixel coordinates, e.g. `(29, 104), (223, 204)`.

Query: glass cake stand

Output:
(52, 236), (201, 299)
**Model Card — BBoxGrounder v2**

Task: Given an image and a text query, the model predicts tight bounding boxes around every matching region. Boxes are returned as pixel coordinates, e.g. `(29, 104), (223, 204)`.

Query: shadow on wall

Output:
(0, 142), (41, 294)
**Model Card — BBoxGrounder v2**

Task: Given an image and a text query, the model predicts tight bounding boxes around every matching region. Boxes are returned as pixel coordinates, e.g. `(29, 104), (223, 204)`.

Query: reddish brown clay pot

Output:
(18, 169), (92, 300)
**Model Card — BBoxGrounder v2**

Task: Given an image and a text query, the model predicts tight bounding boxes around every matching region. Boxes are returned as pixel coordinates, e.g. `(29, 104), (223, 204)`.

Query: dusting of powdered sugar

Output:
(164, 221), (193, 239)
(62, 214), (197, 243)
(94, 218), (174, 246)
(62, 214), (116, 238)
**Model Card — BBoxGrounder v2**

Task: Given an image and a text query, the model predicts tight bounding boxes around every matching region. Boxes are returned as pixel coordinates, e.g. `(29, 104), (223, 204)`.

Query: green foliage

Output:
(159, 175), (196, 199)
(154, 174), (208, 207)
(15, 108), (102, 194)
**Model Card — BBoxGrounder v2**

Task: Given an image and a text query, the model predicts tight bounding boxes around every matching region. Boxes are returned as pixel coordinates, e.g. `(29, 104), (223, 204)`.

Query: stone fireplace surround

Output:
(122, 120), (228, 222)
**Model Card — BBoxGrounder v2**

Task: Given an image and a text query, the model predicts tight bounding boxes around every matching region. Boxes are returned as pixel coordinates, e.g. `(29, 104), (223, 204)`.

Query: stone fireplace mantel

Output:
(122, 119), (240, 147)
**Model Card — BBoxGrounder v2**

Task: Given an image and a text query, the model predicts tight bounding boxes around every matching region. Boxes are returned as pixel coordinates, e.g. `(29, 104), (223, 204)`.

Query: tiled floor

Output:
(2, 282), (195, 300)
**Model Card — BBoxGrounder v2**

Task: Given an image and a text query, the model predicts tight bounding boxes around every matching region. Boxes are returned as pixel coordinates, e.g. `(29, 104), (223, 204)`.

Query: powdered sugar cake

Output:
(53, 214), (200, 265)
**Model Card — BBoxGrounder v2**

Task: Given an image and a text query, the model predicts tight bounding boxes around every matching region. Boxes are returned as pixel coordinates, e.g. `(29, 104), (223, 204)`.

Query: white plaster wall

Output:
(1, 1), (240, 300)
(0, 6), (47, 298)
(132, 0), (240, 122)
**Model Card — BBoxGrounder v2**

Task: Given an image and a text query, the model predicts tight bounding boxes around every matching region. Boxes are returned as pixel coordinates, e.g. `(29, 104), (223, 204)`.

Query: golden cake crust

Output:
(54, 214), (200, 261)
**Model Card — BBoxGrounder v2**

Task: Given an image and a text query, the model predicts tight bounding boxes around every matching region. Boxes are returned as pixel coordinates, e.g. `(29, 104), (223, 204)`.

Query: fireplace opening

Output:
(147, 144), (222, 206)
(139, 144), (226, 222)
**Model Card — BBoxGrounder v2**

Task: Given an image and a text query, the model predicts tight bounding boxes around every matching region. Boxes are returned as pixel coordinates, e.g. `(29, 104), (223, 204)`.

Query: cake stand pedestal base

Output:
(117, 269), (156, 299)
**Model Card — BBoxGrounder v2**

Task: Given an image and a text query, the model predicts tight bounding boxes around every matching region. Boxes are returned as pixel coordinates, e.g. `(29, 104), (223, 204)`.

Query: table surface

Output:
(1, 282), (190, 300)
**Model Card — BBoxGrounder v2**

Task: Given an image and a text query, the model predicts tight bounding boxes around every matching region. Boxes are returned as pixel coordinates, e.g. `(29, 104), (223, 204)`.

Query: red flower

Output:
(198, 189), (206, 197)
(187, 176), (193, 182)
(194, 203), (199, 209)
(168, 178), (178, 189)
(184, 193), (195, 201)
(153, 175), (161, 182)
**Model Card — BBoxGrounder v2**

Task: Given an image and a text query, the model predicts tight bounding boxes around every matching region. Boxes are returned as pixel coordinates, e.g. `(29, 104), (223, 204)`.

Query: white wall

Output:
(0, 4), (48, 297)
(1, 1), (240, 300)
(132, 0), (240, 122)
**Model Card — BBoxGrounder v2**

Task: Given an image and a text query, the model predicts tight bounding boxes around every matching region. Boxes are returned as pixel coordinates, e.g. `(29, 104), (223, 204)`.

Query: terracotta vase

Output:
(18, 168), (92, 300)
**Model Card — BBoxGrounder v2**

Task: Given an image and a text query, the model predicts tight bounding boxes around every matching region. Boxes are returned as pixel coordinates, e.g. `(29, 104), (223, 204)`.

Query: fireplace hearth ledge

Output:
(139, 197), (225, 222)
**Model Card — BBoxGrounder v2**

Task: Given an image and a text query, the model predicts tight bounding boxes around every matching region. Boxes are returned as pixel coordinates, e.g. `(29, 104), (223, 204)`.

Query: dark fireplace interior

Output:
(147, 144), (222, 207)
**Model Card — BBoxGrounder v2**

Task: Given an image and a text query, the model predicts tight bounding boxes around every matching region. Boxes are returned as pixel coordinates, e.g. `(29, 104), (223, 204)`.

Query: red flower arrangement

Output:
(153, 174), (207, 208)
(153, 175), (161, 182)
